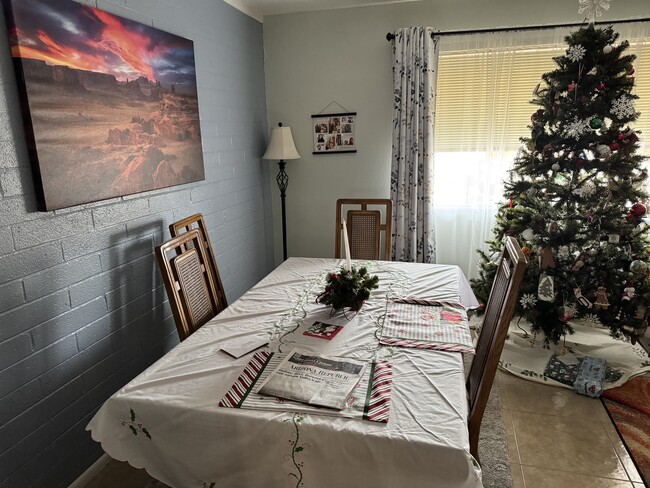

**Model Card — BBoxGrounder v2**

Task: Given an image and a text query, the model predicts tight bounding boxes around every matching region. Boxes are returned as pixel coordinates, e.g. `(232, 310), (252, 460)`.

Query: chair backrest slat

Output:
(156, 229), (220, 341)
(170, 213), (227, 313)
(335, 199), (392, 261)
(466, 236), (527, 461)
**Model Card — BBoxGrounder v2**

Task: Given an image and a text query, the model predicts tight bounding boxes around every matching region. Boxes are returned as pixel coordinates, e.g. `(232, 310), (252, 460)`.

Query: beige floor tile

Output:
(521, 465), (634, 488)
(510, 463), (525, 488)
(502, 407), (521, 465)
(633, 483), (646, 488)
(511, 410), (628, 480)
(599, 411), (644, 483)
(497, 371), (511, 409)
(500, 372), (600, 419)
(84, 460), (156, 488)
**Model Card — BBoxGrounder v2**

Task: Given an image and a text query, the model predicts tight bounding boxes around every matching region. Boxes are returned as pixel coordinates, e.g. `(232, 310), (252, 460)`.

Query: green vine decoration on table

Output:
(284, 413), (309, 488)
(269, 272), (327, 353)
(120, 408), (151, 439)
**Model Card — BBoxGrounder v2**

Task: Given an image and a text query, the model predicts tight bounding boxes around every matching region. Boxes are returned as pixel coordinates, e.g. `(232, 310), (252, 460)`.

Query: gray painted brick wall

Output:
(0, 0), (273, 486)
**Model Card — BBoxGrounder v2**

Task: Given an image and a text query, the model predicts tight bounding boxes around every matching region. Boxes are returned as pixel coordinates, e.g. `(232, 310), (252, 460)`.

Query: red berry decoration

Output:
(628, 67), (635, 76)
(610, 142), (619, 151)
(597, 82), (605, 90)
(617, 133), (625, 141)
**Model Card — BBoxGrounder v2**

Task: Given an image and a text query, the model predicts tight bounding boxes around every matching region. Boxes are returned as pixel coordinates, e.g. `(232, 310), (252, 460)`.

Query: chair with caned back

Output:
(335, 199), (393, 261)
(156, 229), (220, 341)
(170, 213), (227, 314)
(466, 236), (527, 462)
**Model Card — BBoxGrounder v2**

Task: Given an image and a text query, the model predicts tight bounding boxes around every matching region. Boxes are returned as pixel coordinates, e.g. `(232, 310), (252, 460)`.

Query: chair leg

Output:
(469, 428), (480, 465)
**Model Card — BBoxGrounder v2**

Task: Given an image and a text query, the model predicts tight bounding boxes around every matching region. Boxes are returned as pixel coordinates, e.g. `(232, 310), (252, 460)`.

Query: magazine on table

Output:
(257, 348), (366, 410)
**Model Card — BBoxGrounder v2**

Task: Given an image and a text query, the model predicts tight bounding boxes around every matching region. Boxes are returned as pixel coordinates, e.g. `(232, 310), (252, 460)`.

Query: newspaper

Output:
(257, 348), (366, 410)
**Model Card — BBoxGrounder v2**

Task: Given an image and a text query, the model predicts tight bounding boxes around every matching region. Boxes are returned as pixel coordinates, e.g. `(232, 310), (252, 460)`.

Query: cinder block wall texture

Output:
(0, 1), (273, 486)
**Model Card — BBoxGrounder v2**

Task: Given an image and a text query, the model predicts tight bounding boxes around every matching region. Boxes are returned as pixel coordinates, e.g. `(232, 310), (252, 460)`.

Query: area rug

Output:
(602, 375), (650, 487)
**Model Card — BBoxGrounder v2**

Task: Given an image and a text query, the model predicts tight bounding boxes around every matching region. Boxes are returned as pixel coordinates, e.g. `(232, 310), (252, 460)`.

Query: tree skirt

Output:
(602, 375), (650, 486)
(491, 318), (650, 390)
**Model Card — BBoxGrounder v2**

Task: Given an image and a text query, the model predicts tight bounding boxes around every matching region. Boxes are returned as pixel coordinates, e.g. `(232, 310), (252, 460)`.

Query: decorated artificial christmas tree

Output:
(472, 20), (650, 345)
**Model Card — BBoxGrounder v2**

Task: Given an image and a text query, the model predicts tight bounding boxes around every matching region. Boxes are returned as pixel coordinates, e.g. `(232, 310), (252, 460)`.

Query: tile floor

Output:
(84, 371), (645, 488)
(499, 370), (645, 488)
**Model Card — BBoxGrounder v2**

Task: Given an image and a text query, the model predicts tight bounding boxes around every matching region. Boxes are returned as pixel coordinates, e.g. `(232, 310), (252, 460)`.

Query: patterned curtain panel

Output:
(390, 27), (439, 263)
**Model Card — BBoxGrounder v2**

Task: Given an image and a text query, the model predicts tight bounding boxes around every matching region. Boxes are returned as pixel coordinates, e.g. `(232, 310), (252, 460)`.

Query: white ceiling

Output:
(222, 0), (420, 22)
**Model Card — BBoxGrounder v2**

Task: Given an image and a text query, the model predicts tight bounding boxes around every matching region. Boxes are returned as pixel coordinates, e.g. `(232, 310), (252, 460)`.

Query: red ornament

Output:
(568, 82), (577, 92)
(625, 128), (639, 144)
(629, 67), (635, 76)
(610, 142), (619, 152)
(597, 82), (606, 90)
(530, 109), (544, 124)
(617, 133), (625, 141)
(631, 203), (647, 217)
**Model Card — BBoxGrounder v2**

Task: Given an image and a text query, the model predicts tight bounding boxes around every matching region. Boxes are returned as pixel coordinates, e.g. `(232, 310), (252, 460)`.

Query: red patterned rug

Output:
(602, 375), (650, 487)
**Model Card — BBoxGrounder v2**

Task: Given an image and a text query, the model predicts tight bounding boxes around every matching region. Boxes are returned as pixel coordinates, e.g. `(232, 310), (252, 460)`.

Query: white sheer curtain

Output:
(433, 27), (580, 280)
(390, 27), (439, 263)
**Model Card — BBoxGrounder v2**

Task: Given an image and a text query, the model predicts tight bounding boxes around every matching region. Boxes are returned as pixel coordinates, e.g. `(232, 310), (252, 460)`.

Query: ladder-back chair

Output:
(466, 236), (527, 462)
(335, 199), (393, 261)
(170, 213), (227, 314)
(156, 229), (220, 341)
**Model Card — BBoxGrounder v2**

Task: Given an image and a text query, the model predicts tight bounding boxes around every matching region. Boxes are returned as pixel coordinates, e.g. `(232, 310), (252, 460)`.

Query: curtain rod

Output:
(385, 17), (650, 41)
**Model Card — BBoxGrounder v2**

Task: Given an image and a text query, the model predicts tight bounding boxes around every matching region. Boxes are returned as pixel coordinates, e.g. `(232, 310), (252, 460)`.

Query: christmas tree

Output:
(472, 22), (650, 345)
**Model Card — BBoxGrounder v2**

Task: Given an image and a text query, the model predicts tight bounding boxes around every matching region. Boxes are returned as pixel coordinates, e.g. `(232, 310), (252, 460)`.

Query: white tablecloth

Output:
(87, 258), (483, 488)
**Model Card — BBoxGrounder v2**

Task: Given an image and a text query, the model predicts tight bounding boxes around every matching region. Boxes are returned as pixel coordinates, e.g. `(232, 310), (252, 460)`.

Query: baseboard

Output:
(68, 453), (111, 488)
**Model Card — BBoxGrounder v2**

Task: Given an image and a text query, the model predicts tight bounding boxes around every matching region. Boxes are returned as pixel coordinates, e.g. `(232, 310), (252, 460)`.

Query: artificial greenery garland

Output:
(316, 266), (379, 314)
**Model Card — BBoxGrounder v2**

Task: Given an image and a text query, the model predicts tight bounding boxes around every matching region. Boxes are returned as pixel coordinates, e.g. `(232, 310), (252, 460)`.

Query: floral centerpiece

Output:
(316, 266), (379, 316)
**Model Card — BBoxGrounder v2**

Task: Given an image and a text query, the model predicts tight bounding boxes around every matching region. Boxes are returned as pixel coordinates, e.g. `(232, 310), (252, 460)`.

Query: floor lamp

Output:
(263, 123), (301, 261)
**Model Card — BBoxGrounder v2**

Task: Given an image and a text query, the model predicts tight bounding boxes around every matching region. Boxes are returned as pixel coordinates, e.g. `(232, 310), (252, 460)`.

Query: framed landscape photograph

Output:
(3, 0), (205, 210)
(312, 112), (356, 154)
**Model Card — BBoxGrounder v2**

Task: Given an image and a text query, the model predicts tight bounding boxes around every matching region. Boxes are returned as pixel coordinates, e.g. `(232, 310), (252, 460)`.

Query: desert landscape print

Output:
(4, 0), (205, 210)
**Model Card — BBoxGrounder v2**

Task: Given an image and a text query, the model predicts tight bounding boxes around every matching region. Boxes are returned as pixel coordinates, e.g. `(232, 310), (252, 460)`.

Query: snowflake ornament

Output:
(567, 44), (586, 62)
(578, 0), (611, 21)
(563, 117), (589, 140)
(611, 95), (636, 119)
(519, 294), (538, 309)
(581, 313), (602, 327)
(573, 180), (597, 198)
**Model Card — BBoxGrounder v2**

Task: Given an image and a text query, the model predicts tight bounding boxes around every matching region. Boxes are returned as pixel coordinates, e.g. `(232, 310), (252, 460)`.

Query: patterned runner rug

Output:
(602, 375), (650, 487)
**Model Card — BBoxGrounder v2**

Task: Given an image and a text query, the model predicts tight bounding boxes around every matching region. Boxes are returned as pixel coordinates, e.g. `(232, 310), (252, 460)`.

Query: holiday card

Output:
(303, 321), (343, 340)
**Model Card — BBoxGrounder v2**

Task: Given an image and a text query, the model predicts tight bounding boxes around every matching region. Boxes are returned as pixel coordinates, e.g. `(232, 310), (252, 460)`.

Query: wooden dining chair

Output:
(335, 199), (393, 261)
(156, 229), (221, 341)
(466, 236), (527, 462)
(170, 213), (227, 313)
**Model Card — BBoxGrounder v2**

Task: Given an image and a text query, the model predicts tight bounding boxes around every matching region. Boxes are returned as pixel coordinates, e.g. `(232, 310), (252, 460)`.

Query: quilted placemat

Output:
(380, 298), (475, 354)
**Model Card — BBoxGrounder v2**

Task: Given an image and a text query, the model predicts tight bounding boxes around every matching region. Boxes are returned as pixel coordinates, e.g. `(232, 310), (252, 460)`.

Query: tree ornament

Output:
(521, 246), (531, 260)
(608, 233), (620, 244)
(564, 117), (590, 139)
(603, 44), (613, 54)
(597, 82), (606, 90)
(587, 247), (598, 256)
(622, 281), (636, 301)
(531, 109), (545, 124)
(630, 203), (646, 217)
(594, 286), (610, 310)
(560, 304), (576, 322)
(576, 157), (585, 166)
(538, 274), (555, 302)
(609, 142), (619, 151)
(519, 293), (538, 309)
(522, 228), (535, 241)
(551, 162), (561, 171)
(617, 133), (625, 141)
(624, 128), (639, 144)
(568, 81), (577, 93)
(611, 95), (636, 119)
(567, 44), (586, 62)
(571, 253), (586, 272)
(628, 66), (635, 76)
(589, 117), (603, 129)
(527, 187), (538, 197)
(578, 0), (611, 21)
(630, 260), (648, 274)
(558, 245), (570, 259)
(597, 144), (612, 158)
(540, 247), (556, 269)
(574, 287), (593, 308)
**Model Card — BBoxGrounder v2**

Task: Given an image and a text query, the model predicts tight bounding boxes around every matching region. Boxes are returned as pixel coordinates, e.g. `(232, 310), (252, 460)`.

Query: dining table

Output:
(87, 257), (484, 488)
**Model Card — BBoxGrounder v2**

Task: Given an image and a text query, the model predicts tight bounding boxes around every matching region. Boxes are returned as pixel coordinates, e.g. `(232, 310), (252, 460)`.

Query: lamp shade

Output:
(263, 125), (301, 160)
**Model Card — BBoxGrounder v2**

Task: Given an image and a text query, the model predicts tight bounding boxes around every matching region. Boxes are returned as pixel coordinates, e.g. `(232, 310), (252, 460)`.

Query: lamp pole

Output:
(276, 160), (289, 261)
